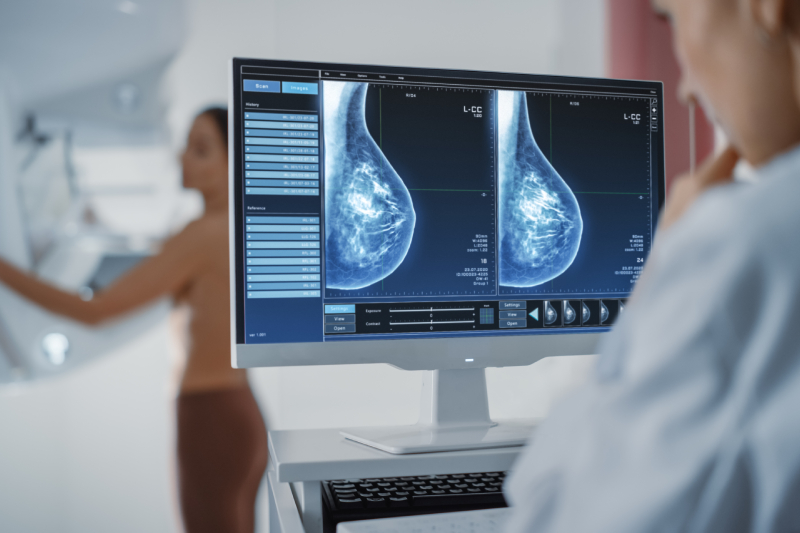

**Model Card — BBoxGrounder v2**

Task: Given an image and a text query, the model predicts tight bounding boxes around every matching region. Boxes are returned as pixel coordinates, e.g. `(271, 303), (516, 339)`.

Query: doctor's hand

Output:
(660, 145), (740, 232)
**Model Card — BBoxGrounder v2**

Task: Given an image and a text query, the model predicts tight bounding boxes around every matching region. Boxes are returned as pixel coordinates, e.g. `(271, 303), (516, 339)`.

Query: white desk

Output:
(266, 428), (525, 533)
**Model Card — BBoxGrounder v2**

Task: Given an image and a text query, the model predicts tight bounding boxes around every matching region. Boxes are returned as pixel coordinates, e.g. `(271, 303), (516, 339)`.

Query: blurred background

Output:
(0, 1), (713, 531)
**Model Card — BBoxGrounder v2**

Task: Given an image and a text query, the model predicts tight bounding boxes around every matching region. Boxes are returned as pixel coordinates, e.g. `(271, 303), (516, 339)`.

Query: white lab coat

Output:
(504, 144), (800, 533)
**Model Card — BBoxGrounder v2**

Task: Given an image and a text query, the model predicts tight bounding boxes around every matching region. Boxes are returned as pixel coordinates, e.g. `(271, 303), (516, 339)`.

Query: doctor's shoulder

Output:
(659, 170), (800, 277)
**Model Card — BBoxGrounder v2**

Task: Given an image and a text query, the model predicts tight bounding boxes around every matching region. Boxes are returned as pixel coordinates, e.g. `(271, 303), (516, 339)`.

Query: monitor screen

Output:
(230, 59), (664, 352)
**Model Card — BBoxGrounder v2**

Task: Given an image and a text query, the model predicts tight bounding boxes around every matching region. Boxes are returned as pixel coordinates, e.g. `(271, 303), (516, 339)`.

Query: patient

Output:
(505, 0), (800, 531)
(0, 108), (267, 533)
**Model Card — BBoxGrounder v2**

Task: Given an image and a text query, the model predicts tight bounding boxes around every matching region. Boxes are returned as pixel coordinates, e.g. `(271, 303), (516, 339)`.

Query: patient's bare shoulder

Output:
(170, 213), (228, 253)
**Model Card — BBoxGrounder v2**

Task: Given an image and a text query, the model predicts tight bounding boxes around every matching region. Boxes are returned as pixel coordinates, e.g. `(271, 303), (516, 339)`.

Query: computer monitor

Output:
(229, 59), (665, 453)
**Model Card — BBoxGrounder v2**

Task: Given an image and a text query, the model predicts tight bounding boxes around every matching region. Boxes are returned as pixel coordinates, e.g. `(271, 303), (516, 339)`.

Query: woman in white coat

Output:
(505, 1), (800, 532)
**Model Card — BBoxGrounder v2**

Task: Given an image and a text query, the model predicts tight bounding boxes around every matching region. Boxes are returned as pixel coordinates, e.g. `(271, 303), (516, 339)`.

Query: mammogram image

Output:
(323, 81), (416, 290)
(498, 90), (582, 287)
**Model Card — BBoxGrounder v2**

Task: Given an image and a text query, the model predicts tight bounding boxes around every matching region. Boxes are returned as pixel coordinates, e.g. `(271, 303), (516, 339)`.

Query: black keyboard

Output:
(322, 472), (507, 525)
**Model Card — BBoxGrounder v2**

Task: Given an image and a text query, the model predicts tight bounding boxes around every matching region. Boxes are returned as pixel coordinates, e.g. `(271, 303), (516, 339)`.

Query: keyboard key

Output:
(388, 496), (410, 507)
(365, 497), (386, 508)
(338, 498), (363, 509)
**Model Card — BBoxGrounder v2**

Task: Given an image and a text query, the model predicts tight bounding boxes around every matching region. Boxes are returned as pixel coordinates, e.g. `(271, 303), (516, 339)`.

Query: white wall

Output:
(166, 0), (605, 146)
(0, 1), (605, 532)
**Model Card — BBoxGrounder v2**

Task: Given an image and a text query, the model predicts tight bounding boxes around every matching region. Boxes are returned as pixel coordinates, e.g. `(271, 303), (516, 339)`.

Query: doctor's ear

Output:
(748, 0), (796, 43)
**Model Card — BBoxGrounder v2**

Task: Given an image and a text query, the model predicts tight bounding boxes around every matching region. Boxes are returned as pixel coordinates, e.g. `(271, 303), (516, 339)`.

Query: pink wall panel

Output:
(607, 0), (715, 192)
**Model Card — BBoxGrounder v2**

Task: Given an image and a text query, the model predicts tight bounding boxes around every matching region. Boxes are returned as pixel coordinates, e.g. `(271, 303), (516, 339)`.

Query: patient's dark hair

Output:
(201, 106), (228, 149)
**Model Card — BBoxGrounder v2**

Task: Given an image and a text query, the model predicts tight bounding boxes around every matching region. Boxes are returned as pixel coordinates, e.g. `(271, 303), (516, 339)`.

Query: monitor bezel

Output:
(229, 58), (665, 370)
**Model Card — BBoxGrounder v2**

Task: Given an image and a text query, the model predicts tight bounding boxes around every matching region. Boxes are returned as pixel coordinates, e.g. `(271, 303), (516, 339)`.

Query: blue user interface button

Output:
(500, 301), (526, 310)
(243, 80), (280, 93)
(325, 304), (355, 314)
(282, 82), (319, 95)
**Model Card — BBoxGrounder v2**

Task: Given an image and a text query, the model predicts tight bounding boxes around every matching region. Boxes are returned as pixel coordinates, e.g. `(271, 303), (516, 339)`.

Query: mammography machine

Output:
(0, 0), (184, 384)
(229, 59), (665, 453)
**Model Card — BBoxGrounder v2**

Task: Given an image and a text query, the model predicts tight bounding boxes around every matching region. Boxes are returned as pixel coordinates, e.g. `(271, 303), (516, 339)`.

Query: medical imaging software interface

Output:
(232, 60), (664, 345)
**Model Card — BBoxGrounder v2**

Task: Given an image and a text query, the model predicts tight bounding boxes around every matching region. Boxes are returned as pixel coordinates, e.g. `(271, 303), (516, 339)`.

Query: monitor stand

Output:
(341, 368), (537, 454)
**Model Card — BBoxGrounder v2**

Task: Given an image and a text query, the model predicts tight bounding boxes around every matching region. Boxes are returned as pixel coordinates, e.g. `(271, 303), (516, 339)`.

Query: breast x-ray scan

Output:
(323, 82), (416, 290)
(323, 81), (498, 298)
(498, 90), (583, 288)
(320, 82), (649, 298)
